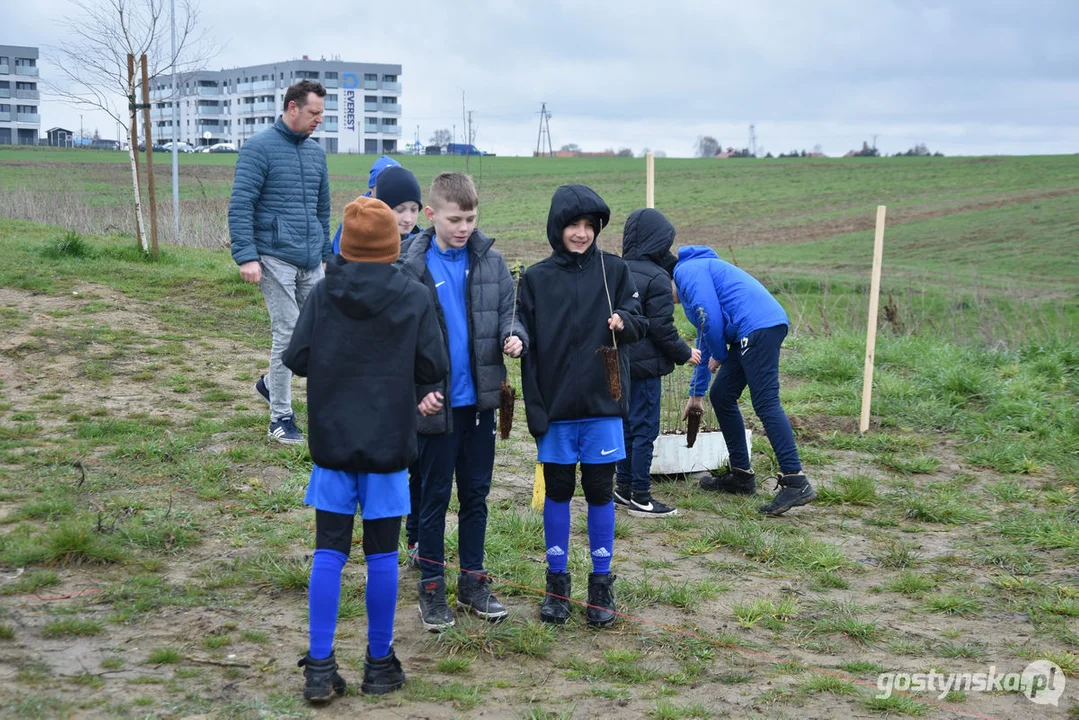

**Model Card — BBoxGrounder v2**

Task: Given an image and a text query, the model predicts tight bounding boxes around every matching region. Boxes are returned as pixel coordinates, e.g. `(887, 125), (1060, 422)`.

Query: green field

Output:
(0, 149), (1077, 718)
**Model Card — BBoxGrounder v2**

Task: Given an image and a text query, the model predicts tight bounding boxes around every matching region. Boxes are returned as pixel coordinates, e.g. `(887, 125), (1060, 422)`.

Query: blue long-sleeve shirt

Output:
(426, 239), (477, 407)
(673, 246), (789, 396)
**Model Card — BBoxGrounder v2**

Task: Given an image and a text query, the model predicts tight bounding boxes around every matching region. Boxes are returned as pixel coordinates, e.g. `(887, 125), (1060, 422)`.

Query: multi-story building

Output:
(151, 56), (402, 154)
(0, 45), (41, 146)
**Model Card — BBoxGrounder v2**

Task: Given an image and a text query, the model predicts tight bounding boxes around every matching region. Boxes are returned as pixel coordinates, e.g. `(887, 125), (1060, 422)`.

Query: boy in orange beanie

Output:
(284, 197), (447, 703)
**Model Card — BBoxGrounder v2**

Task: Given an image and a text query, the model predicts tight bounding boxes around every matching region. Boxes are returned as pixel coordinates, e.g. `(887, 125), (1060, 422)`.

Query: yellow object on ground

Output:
(531, 463), (545, 511)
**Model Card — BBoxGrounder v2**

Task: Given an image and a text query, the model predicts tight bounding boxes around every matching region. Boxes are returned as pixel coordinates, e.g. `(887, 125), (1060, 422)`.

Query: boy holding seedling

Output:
(398, 172), (527, 632)
(616, 209), (701, 518)
(283, 197), (447, 703)
(519, 184), (646, 626)
(671, 246), (816, 516)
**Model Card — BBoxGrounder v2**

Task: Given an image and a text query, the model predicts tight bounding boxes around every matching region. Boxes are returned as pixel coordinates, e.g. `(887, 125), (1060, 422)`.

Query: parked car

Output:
(208, 142), (237, 153)
(161, 141), (195, 153)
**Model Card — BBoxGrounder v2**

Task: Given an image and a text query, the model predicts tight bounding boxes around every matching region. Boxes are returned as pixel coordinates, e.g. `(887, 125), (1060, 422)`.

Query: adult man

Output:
(229, 80), (331, 444)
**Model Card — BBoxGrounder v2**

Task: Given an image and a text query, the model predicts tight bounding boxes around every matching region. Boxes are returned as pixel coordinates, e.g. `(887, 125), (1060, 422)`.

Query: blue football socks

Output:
(587, 500), (615, 575)
(364, 551), (399, 659)
(308, 548), (348, 660)
(543, 498), (571, 574)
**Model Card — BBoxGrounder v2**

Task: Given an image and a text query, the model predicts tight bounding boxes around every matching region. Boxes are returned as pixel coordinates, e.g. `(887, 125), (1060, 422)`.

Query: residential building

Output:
(0, 45), (41, 146)
(151, 56), (402, 154)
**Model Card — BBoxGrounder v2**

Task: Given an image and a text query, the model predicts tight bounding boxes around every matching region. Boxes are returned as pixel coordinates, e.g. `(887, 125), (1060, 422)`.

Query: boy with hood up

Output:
(616, 209), (702, 518)
(519, 185), (647, 627)
(283, 197), (447, 703)
(672, 245), (816, 516)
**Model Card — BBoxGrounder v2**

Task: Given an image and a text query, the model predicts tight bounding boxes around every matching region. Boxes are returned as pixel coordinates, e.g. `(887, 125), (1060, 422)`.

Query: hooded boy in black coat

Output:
(519, 184), (646, 628)
(615, 209), (701, 518)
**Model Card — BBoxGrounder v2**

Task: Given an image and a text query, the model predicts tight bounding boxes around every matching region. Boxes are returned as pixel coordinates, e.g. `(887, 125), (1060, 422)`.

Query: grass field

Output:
(0, 148), (1077, 719)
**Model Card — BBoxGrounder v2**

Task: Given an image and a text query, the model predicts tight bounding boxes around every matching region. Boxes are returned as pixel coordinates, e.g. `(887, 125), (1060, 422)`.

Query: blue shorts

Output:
(536, 417), (626, 464)
(304, 464), (410, 520)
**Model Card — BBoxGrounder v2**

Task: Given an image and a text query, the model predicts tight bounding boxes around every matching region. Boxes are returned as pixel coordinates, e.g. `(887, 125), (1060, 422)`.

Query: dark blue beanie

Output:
(375, 166), (422, 211)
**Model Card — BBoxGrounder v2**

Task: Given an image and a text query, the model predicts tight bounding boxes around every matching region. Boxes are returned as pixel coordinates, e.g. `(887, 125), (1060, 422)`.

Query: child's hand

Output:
(418, 391), (444, 416)
(682, 396), (704, 420)
(503, 335), (523, 358)
(708, 358), (720, 373)
(608, 313), (624, 332)
(688, 348), (702, 366)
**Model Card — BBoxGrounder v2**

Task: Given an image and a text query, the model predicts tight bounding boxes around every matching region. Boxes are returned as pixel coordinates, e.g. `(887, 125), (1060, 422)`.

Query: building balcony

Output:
(237, 80), (275, 94)
(16, 89), (38, 100)
(380, 125), (401, 136)
(0, 65), (9, 75)
(364, 124), (380, 134)
(363, 80), (378, 90)
(195, 124), (224, 136)
(380, 103), (400, 114)
(324, 78), (338, 88)
(0, 89), (9, 99)
(17, 113), (40, 123)
(196, 106), (224, 116)
(239, 101), (276, 115)
(381, 82), (401, 92)
(0, 111), (10, 122)
(196, 86), (221, 97)
(150, 108), (173, 121)
(364, 102), (378, 112)
(322, 123), (339, 133)
(149, 88), (174, 102)
(325, 101), (338, 111)
(15, 66), (39, 77)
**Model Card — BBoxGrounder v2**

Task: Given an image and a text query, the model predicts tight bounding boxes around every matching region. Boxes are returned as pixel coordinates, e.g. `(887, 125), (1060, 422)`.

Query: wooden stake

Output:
(126, 54), (147, 253)
(645, 151), (655, 208)
(140, 54), (160, 259)
(859, 205), (887, 434)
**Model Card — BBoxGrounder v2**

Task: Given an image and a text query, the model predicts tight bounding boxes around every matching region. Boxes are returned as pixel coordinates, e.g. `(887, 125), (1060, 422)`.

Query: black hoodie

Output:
(283, 256), (447, 472)
(519, 185), (647, 437)
(621, 209), (693, 379)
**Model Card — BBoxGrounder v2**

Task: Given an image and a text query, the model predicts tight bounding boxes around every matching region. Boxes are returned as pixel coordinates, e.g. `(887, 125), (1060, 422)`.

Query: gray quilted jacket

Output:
(400, 228), (529, 435)
(228, 117), (331, 270)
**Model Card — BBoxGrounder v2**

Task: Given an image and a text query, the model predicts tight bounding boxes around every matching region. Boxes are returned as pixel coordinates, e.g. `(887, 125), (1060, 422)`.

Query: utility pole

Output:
(535, 102), (553, 157)
(872, 134), (879, 152)
(466, 110), (474, 173)
(749, 123), (757, 157)
(80, 115), (83, 145)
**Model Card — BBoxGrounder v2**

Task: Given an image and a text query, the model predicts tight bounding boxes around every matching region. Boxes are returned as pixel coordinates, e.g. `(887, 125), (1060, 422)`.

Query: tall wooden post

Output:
(859, 206), (887, 434)
(126, 54), (147, 253)
(140, 54), (160, 259)
(646, 151), (655, 208)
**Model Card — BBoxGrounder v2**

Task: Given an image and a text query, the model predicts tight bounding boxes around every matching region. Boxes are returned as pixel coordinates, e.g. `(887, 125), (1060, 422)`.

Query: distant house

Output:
(45, 127), (74, 148)
(553, 149), (615, 158)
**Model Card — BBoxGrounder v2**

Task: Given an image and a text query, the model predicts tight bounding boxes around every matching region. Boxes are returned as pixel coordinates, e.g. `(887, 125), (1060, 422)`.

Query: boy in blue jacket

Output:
(673, 246), (816, 516)
(283, 197), (447, 703)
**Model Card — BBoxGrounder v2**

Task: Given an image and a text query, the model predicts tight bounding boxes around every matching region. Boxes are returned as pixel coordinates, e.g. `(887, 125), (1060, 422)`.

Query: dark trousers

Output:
(615, 376), (662, 495)
(709, 325), (801, 474)
(415, 406), (496, 580)
(405, 462), (420, 545)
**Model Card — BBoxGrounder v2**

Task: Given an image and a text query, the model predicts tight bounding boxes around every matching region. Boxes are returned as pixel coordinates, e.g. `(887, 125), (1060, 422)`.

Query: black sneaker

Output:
(361, 646), (405, 695)
(298, 652), (346, 704)
(417, 576), (455, 632)
(268, 415), (304, 445)
(457, 570), (508, 621)
(255, 375), (270, 404)
(627, 493), (678, 518)
(758, 473), (817, 516)
(613, 486), (632, 509)
(701, 466), (756, 494)
(586, 572), (617, 627)
(539, 570), (572, 624)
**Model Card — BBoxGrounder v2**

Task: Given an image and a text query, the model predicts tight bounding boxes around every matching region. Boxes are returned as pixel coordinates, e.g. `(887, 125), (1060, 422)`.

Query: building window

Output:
(382, 74), (397, 83)
(15, 58), (37, 68)
(325, 71), (338, 80)
(382, 118), (397, 127)
(382, 96), (397, 105)
(364, 95), (377, 103)
(364, 73), (377, 81)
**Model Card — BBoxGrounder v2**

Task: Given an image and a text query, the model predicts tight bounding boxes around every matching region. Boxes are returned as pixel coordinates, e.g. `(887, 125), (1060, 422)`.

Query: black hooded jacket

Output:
(520, 185), (647, 437)
(621, 209), (693, 379)
(283, 257), (447, 472)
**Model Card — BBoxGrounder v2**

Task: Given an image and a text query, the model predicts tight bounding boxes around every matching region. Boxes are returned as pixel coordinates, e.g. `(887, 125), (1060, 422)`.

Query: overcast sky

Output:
(7, 0), (1079, 157)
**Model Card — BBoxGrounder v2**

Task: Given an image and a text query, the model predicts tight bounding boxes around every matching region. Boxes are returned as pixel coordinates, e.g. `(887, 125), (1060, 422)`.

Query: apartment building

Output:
(151, 56), (402, 154)
(0, 45), (41, 146)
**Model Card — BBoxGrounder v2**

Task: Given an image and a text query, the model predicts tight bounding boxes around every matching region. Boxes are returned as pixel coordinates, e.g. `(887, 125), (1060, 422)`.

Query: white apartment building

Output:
(0, 45), (41, 146)
(151, 56), (402, 154)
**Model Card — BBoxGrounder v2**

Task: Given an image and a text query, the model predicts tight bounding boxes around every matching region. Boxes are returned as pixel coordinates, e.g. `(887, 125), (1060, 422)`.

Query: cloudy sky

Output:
(8, 0), (1079, 157)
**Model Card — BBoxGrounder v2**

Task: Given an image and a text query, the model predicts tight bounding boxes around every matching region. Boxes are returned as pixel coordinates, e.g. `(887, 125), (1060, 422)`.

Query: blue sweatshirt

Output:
(426, 239), (477, 407)
(673, 246), (789, 395)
